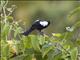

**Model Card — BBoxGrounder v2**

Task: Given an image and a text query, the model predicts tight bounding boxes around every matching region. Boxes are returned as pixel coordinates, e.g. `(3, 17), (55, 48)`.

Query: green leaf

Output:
(6, 16), (13, 22)
(53, 53), (63, 60)
(11, 55), (32, 60)
(73, 21), (80, 30)
(14, 27), (22, 38)
(1, 24), (10, 40)
(52, 33), (62, 38)
(1, 42), (10, 59)
(38, 35), (45, 45)
(30, 35), (40, 52)
(22, 36), (32, 48)
(76, 39), (80, 45)
(70, 47), (78, 60)
(67, 7), (80, 20)
(42, 43), (54, 58)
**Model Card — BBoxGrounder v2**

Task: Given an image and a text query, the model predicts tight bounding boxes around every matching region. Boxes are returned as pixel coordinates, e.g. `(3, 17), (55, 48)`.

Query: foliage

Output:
(1, 1), (80, 60)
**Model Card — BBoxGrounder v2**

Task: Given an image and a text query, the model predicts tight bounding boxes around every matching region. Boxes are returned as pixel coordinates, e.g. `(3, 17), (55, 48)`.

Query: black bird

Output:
(22, 20), (50, 36)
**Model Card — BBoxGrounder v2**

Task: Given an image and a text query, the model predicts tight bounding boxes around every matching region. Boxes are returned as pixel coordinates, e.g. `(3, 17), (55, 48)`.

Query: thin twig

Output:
(3, 0), (8, 7)
(2, 0), (8, 23)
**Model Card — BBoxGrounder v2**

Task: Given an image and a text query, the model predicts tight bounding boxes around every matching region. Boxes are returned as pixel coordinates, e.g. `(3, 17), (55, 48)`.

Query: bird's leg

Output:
(38, 30), (44, 35)
(40, 31), (44, 35)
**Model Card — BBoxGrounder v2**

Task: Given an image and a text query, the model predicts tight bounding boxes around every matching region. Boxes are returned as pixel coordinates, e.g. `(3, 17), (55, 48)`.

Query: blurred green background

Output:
(1, 1), (80, 60)
(7, 1), (80, 34)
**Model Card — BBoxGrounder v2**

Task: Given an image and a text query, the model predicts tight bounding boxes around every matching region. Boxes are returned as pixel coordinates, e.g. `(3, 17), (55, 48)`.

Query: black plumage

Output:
(22, 20), (50, 36)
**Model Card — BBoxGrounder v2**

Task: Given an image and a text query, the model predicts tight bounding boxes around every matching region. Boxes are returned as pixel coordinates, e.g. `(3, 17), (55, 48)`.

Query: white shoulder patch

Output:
(40, 21), (48, 27)
(35, 20), (39, 22)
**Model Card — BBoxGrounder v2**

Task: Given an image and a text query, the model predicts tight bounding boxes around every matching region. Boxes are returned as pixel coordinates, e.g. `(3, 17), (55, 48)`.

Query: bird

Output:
(22, 20), (50, 36)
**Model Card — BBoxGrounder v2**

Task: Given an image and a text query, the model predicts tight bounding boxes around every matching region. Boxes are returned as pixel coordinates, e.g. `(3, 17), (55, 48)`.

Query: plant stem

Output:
(2, 0), (8, 23)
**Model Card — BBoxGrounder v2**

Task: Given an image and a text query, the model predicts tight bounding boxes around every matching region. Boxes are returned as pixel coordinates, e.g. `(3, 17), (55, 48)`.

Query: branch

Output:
(10, 52), (23, 59)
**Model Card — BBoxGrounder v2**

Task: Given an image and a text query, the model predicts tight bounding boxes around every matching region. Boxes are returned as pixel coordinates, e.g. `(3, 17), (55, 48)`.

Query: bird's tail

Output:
(21, 28), (34, 36)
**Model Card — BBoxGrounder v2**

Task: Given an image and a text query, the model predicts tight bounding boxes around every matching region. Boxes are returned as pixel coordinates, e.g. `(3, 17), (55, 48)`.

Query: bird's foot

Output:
(40, 31), (44, 35)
